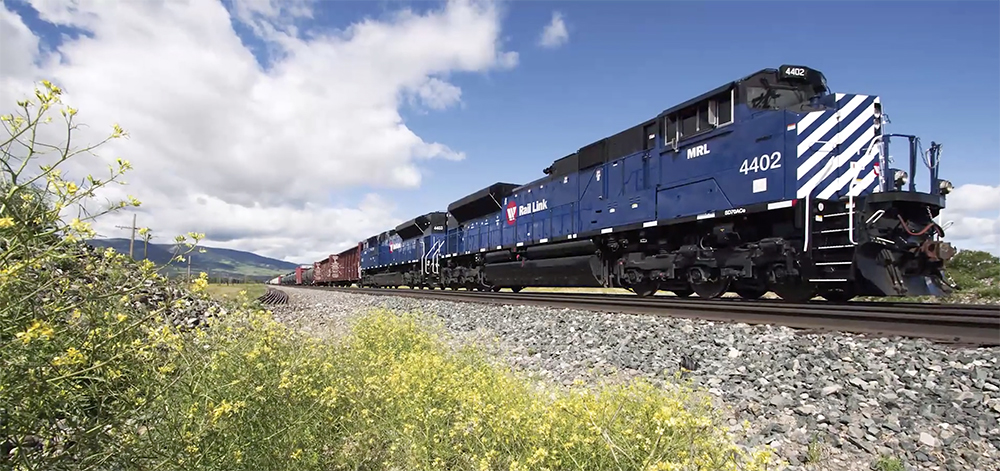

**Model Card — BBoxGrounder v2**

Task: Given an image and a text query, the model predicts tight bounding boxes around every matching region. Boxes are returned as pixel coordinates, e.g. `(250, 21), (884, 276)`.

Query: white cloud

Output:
(0, 0), (518, 264)
(939, 183), (1000, 255)
(538, 11), (567, 49)
(411, 77), (463, 111)
(0, 5), (40, 78)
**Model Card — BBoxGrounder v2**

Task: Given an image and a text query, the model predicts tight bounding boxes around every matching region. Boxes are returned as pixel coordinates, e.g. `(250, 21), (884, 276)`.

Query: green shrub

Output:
(1, 80), (206, 469)
(1, 80), (779, 470)
(946, 249), (1000, 300)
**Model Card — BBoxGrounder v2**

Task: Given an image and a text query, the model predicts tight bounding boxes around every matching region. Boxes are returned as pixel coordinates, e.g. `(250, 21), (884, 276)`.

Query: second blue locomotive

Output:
(358, 64), (956, 302)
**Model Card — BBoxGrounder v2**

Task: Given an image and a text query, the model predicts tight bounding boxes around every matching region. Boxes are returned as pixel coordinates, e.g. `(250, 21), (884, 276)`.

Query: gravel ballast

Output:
(270, 286), (1000, 471)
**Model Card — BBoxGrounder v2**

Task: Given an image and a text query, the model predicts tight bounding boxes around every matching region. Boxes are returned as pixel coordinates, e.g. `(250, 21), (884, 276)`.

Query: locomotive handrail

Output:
(804, 192), (811, 251)
(430, 239), (444, 275)
(423, 239), (445, 276)
(847, 136), (882, 245)
(847, 187), (859, 246)
(420, 238), (427, 276)
(848, 196), (856, 245)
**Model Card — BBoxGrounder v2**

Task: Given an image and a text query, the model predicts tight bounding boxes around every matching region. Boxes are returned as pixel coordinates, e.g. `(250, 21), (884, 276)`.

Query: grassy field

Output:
(203, 282), (267, 301)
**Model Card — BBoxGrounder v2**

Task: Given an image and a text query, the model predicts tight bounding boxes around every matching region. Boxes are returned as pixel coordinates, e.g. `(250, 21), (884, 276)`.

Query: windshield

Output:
(746, 86), (813, 110)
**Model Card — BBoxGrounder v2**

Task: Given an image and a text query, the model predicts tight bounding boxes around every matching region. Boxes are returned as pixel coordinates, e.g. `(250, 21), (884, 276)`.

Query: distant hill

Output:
(86, 238), (299, 281)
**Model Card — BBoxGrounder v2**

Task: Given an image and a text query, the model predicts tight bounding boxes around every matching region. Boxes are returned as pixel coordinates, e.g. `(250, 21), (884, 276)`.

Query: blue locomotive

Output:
(358, 64), (956, 302)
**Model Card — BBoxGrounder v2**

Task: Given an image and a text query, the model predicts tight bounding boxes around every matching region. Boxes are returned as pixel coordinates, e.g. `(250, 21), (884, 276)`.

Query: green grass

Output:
(203, 283), (267, 301)
(944, 249), (1000, 300)
(872, 455), (905, 471)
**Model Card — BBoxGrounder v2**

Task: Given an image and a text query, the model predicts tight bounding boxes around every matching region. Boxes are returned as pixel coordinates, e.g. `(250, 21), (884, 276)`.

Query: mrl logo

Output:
(505, 199), (548, 225)
(686, 144), (710, 160)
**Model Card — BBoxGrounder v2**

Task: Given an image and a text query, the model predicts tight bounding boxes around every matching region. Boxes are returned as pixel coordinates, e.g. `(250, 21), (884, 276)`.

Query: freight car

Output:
(322, 64), (956, 302)
(276, 266), (312, 286)
(313, 244), (362, 287)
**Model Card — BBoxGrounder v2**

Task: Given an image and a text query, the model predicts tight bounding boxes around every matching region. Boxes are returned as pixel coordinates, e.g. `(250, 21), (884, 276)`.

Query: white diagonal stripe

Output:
(817, 131), (881, 199)
(796, 94), (867, 159)
(847, 169), (878, 197)
(797, 102), (874, 180)
(797, 111), (825, 135)
(796, 125), (876, 199)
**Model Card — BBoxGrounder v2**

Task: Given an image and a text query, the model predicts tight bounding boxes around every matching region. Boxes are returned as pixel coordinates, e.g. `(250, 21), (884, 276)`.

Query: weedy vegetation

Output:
(871, 455), (905, 471)
(1, 81), (789, 470)
(943, 249), (1000, 302)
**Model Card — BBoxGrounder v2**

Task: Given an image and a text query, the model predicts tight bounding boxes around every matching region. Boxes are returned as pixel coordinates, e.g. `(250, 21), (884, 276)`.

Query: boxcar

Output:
(313, 255), (336, 285)
(330, 244), (361, 286)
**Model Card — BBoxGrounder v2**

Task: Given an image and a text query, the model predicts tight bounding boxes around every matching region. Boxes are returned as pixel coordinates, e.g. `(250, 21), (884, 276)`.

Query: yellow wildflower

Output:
(52, 347), (86, 366)
(16, 320), (54, 344)
(69, 218), (91, 234)
(190, 272), (209, 292)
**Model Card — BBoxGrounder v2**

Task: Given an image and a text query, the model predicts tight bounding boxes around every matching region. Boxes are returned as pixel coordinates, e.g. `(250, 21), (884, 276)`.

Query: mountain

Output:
(86, 238), (299, 281)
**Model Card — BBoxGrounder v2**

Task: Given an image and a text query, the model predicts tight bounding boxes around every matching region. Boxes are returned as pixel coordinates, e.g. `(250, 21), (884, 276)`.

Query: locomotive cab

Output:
(742, 65), (830, 113)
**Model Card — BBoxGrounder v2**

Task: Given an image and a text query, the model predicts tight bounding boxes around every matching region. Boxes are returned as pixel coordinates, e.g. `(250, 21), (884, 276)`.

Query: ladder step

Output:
(816, 261), (852, 266)
(817, 245), (854, 250)
(821, 212), (850, 217)
(817, 228), (849, 234)
(810, 278), (849, 282)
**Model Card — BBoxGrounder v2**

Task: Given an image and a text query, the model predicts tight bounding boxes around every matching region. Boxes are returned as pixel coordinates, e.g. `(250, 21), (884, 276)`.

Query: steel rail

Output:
(296, 286), (1000, 346)
(258, 287), (289, 305)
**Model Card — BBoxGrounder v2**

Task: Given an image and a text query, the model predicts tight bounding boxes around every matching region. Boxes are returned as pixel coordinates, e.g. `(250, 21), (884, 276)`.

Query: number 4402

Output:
(740, 152), (782, 175)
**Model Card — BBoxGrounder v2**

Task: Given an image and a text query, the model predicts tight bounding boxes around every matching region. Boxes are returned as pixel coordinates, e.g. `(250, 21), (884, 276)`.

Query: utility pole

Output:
(114, 213), (137, 258)
(187, 254), (192, 283)
(143, 233), (153, 260)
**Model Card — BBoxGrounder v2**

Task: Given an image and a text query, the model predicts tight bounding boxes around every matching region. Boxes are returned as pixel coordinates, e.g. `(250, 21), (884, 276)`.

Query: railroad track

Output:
(300, 285), (1000, 346)
(257, 287), (289, 305)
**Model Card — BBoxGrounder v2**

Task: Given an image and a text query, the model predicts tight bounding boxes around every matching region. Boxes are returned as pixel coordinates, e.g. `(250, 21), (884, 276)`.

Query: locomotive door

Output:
(578, 164), (607, 233)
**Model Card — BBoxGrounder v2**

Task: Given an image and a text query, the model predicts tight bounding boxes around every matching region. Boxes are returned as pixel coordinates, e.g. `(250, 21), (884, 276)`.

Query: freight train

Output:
(273, 64), (957, 302)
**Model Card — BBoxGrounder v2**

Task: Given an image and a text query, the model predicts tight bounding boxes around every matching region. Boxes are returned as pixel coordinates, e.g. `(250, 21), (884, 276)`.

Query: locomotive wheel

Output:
(671, 288), (693, 298)
(510, 286), (523, 293)
(629, 280), (658, 297)
(692, 278), (730, 299)
(735, 288), (767, 300)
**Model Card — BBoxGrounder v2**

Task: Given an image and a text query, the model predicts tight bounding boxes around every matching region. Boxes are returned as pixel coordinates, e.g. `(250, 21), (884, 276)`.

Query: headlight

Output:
(893, 169), (908, 188)
(939, 179), (953, 195)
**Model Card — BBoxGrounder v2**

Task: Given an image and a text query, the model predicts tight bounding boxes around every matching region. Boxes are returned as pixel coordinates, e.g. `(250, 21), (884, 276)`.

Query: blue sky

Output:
(2, 0), (997, 260)
(357, 1), (999, 217)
